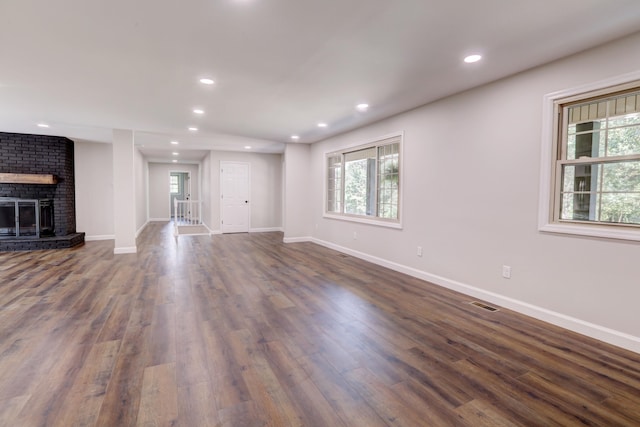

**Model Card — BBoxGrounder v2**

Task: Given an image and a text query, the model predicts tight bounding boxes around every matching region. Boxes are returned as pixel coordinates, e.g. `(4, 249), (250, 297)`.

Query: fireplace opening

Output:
(0, 198), (55, 238)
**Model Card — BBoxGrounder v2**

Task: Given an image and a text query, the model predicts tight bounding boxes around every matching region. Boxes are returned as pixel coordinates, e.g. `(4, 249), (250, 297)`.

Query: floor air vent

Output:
(469, 301), (499, 312)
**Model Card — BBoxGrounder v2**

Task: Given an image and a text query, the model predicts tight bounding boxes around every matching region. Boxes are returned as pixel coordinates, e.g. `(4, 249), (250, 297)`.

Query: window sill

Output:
(323, 213), (403, 229)
(539, 221), (640, 242)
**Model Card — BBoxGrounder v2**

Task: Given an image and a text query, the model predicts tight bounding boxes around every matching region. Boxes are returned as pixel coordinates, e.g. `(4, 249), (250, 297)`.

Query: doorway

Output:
(170, 171), (191, 219)
(220, 161), (250, 233)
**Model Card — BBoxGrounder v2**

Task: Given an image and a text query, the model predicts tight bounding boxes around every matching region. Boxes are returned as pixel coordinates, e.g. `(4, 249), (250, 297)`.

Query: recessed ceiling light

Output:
(464, 54), (482, 63)
(37, 123), (49, 128)
(188, 127), (198, 132)
(291, 135), (300, 141)
(199, 78), (215, 85)
(172, 159), (178, 163)
(317, 122), (328, 128)
(244, 146), (252, 150)
(356, 103), (369, 112)
(193, 109), (204, 114)
(172, 152), (179, 156)
(170, 140), (179, 145)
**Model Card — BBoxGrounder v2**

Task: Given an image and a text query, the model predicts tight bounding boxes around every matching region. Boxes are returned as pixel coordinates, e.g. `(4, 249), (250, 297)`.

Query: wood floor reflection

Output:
(1, 222), (639, 426)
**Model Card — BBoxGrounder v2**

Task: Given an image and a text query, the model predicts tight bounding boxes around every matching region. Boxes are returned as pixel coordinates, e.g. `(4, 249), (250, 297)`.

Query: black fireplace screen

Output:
(0, 198), (54, 238)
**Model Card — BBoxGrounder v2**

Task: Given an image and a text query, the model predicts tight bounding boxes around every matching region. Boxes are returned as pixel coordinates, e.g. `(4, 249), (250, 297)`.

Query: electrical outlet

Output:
(502, 265), (512, 279)
(417, 246), (423, 257)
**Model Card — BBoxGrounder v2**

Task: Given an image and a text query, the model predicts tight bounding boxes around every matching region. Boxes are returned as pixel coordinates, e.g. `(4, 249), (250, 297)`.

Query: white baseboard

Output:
(208, 227), (283, 235)
(306, 237), (640, 354)
(114, 246), (137, 254)
(283, 236), (313, 243)
(86, 223), (147, 243)
(199, 222), (216, 236)
(250, 227), (284, 233)
(85, 234), (115, 241)
(203, 224), (215, 235)
(136, 221), (149, 238)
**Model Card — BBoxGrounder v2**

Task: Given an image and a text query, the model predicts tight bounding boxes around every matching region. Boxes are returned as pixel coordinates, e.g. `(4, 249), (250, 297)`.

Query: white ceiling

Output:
(2, 0), (640, 162)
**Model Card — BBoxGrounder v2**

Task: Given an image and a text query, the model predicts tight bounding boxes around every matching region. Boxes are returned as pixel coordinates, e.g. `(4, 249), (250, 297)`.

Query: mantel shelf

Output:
(0, 173), (58, 185)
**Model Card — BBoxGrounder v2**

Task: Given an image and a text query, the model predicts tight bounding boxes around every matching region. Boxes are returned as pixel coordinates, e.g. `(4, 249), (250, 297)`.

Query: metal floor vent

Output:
(469, 301), (499, 312)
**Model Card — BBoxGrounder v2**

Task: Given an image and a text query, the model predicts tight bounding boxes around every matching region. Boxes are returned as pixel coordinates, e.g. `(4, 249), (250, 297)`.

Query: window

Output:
(170, 175), (180, 194)
(540, 74), (640, 240)
(325, 133), (402, 227)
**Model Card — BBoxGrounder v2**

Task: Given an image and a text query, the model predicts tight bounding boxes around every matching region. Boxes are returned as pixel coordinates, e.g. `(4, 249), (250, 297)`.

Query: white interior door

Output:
(221, 162), (250, 233)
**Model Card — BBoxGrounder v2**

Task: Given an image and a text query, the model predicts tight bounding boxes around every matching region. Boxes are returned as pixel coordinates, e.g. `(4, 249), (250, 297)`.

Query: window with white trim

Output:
(551, 82), (640, 229)
(170, 175), (180, 194)
(326, 134), (401, 225)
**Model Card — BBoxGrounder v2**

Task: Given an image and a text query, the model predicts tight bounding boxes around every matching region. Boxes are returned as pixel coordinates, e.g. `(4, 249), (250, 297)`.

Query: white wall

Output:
(74, 140), (114, 239)
(304, 32), (640, 351)
(207, 151), (283, 232)
(112, 129), (137, 253)
(135, 148), (147, 233)
(201, 152), (212, 229)
(148, 162), (200, 220)
(283, 144), (312, 240)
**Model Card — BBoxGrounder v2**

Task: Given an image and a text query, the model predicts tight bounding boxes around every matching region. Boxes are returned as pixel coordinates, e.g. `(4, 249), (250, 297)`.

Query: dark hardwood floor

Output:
(1, 222), (639, 426)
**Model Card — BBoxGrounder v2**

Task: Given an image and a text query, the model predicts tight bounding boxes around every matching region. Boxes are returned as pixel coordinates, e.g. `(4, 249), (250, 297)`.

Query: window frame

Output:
(170, 175), (181, 195)
(324, 131), (403, 229)
(539, 70), (640, 241)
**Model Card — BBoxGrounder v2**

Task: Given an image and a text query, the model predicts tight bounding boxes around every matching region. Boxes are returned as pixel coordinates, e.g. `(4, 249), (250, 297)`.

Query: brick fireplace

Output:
(0, 132), (85, 251)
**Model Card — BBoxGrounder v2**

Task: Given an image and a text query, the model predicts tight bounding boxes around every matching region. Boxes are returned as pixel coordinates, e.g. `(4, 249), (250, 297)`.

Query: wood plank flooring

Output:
(1, 222), (639, 426)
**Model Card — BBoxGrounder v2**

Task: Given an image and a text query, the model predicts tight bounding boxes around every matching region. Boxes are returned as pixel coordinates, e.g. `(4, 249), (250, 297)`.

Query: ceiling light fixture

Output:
(464, 54), (482, 63)
(244, 146), (252, 150)
(193, 109), (204, 114)
(37, 123), (50, 128)
(172, 160), (178, 163)
(188, 127), (198, 132)
(356, 103), (369, 112)
(172, 152), (179, 156)
(291, 135), (300, 141)
(170, 140), (179, 145)
(199, 78), (215, 85)
(317, 122), (328, 128)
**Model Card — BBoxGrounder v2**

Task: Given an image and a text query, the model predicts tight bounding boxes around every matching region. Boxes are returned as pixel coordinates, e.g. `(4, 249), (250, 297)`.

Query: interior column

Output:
(112, 129), (137, 254)
(283, 143), (312, 242)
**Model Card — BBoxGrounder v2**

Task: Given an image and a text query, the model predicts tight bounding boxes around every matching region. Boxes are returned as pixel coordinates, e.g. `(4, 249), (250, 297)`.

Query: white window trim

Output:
(324, 131), (404, 229)
(538, 70), (640, 241)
